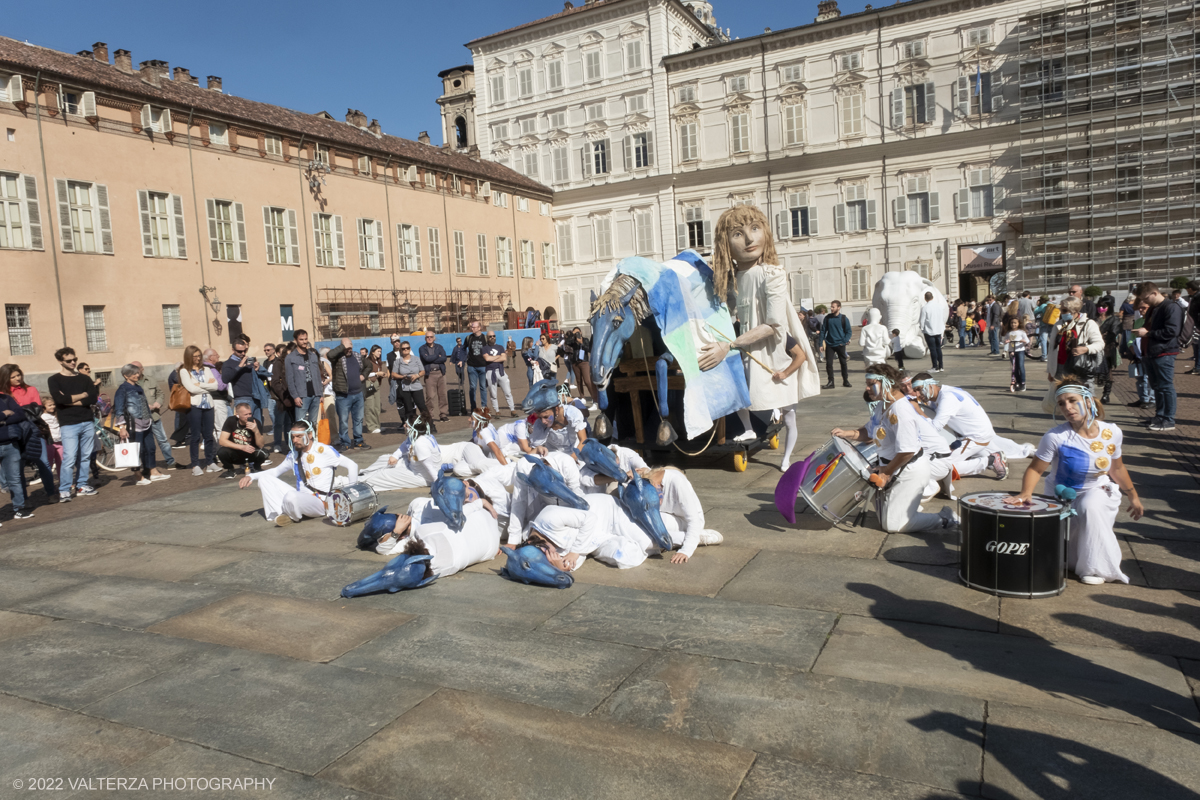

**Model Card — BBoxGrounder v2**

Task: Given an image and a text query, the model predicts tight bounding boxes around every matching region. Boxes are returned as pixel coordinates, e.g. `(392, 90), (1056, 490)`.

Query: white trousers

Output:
(361, 458), (433, 491)
(877, 456), (945, 533)
(440, 441), (492, 477)
(1066, 475), (1129, 583)
(256, 474), (327, 522)
(960, 437), (1034, 463)
(488, 372), (514, 412)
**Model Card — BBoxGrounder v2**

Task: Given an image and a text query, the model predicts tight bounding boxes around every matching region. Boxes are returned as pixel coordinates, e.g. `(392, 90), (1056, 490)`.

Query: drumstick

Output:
(706, 325), (774, 374)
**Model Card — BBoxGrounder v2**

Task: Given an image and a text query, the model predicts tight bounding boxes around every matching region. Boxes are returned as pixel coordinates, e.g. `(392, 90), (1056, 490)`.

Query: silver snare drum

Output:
(798, 438), (879, 525)
(329, 483), (379, 527)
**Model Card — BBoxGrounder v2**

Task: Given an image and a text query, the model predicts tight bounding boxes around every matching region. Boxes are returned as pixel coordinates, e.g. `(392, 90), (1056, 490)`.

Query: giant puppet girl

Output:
(697, 204), (821, 471)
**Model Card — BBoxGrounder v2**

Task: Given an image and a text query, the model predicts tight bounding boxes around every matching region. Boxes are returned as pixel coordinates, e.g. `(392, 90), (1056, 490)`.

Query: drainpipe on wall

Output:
(381, 155), (397, 299)
(293, 135), (317, 335)
(876, 12), (890, 274)
(33, 72), (68, 347)
(183, 107), (212, 346)
(761, 41), (772, 224)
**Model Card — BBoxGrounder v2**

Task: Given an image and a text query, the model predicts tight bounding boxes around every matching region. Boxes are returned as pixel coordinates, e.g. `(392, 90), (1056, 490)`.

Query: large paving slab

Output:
(191, 553), (373, 601)
(332, 616), (650, 715)
(0, 535), (136, 568)
(717, 552), (999, 632)
(880, 530), (961, 566)
(317, 688), (756, 800)
(219, 526), (360, 557)
(1128, 539), (1200, 592)
(735, 754), (972, 800)
(999, 581), (1200, 659)
(0, 564), (96, 608)
(149, 592), (413, 662)
(0, 609), (54, 642)
(540, 585), (837, 669)
(96, 511), (255, 547)
(0, 694), (171, 786)
(980, 703), (1200, 799)
(58, 543), (254, 581)
(595, 651), (985, 793)
(345, 568), (592, 628)
(703, 504), (887, 557)
(813, 615), (1200, 733)
(0, 620), (216, 709)
(84, 646), (435, 774)
(73, 741), (378, 800)
(15, 573), (231, 629)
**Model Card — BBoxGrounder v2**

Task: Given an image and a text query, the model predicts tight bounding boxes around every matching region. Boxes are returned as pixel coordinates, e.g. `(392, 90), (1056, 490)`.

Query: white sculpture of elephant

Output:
(872, 271), (947, 360)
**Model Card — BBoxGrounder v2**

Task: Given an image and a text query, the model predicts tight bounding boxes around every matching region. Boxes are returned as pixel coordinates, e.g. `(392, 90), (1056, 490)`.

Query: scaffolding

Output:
(315, 287), (514, 339)
(1013, 0), (1199, 294)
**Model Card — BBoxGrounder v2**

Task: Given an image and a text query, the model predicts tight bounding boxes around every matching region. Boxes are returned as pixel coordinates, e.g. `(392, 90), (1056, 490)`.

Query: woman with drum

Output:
(831, 363), (959, 533)
(1007, 378), (1143, 584)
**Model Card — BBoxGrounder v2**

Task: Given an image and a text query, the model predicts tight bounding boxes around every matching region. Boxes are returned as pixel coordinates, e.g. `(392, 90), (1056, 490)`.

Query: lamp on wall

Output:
(932, 245), (944, 281)
(199, 285), (222, 315)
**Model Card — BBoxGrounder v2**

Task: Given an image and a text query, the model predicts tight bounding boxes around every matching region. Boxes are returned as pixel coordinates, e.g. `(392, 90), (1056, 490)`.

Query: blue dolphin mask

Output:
(357, 506), (398, 550)
(431, 470), (467, 531)
(499, 545), (574, 588)
(577, 439), (624, 483)
(522, 379), (560, 413)
(618, 472), (673, 551)
(340, 552), (435, 597)
(518, 454), (589, 510)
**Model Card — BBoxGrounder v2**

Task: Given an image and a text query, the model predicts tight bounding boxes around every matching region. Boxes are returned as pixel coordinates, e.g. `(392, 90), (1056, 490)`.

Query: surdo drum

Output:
(329, 483), (379, 527)
(959, 491), (1070, 598)
(798, 438), (879, 525)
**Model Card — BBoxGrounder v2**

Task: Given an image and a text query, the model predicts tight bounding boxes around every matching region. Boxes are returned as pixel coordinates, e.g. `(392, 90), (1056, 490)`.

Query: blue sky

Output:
(8, 0), (834, 143)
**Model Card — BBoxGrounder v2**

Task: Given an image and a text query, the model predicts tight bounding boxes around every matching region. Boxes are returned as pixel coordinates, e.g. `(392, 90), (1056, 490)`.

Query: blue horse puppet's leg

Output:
(654, 353), (679, 446)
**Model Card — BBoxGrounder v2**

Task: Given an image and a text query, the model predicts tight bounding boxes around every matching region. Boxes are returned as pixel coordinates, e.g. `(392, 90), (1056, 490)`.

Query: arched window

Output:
(455, 116), (468, 148)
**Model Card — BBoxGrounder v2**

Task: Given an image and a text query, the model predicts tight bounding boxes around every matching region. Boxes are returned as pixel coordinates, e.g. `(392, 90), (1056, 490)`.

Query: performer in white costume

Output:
(866, 394), (960, 500)
(1009, 379), (1142, 584)
(831, 363), (958, 533)
(859, 308), (891, 365)
(911, 374), (1035, 476)
(579, 444), (648, 494)
(470, 408), (526, 466)
(505, 451), (583, 544)
(361, 415), (445, 490)
(371, 494), (501, 578)
(698, 205), (820, 458)
(238, 421), (359, 526)
(527, 402), (588, 456)
(644, 467), (724, 563)
(527, 493), (660, 570)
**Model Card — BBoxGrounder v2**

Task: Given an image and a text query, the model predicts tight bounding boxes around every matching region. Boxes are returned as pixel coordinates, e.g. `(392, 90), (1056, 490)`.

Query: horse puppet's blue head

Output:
(340, 552), (435, 597)
(618, 472), (673, 552)
(521, 379), (560, 413)
(498, 544), (575, 588)
(577, 439), (624, 483)
(517, 454), (589, 510)
(589, 272), (651, 392)
(431, 469), (467, 531)
(357, 506), (397, 550)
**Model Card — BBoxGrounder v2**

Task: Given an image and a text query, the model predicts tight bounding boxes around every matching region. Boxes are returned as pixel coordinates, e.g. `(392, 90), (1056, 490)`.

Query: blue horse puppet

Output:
(340, 552), (436, 597)
(357, 506), (397, 550)
(589, 251), (750, 442)
(618, 472), (673, 551)
(577, 439), (624, 483)
(498, 545), (575, 588)
(521, 379), (560, 413)
(517, 454), (588, 510)
(431, 469), (467, 532)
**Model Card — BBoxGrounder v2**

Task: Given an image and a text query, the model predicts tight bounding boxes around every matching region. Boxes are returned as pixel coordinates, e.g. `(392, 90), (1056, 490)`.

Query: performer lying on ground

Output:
(238, 420), (359, 526)
(831, 363), (959, 533)
(1008, 377), (1142, 584)
(526, 396), (588, 456)
(579, 443), (648, 493)
(370, 484), (502, 572)
(505, 451), (583, 544)
(911, 373), (1036, 472)
(697, 204), (820, 447)
(644, 466), (723, 563)
(361, 413), (491, 491)
(470, 407), (527, 465)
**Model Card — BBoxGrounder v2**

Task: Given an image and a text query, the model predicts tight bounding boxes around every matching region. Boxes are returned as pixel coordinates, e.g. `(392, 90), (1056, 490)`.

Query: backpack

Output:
(1117, 329), (1137, 362)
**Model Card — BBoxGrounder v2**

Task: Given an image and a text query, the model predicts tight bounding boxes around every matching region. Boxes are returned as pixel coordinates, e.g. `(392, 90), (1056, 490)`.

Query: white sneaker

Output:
(372, 428), (382, 434)
(1080, 575), (1105, 585)
(698, 529), (724, 546)
(192, 466), (203, 476)
(260, 459), (272, 468)
(136, 478), (152, 486)
(150, 473), (171, 482)
(939, 507), (960, 529)
(732, 430), (756, 443)
(274, 514), (293, 528)
(205, 463), (221, 473)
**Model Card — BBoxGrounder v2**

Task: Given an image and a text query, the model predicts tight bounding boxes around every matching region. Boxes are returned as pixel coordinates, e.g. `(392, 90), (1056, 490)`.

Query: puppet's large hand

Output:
(698, 342), (731, 371)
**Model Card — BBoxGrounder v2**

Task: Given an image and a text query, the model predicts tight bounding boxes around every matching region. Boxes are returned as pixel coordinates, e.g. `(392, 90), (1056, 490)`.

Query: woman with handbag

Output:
(180, 345), (222, 476)
(113, 364), (170, 486)
(391, 342), (432, 428)
(1047, 297), (1105, 393)
(363, 344), (385, 435)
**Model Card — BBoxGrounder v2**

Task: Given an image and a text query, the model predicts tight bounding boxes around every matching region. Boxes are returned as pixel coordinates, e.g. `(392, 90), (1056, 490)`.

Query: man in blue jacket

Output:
(819, 300), (853, 388)
(1135, 281), (1184, 432)
(328, 337), (370, 450)
(222, 337), (263, 424)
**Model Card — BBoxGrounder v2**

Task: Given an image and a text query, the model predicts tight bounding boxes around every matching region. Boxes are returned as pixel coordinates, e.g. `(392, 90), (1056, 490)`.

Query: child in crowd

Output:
(965, 315), (977, 347)
(887, 329), (906, 369)
(1004, 317), (1030, 393)
(41, 398), (63, 477)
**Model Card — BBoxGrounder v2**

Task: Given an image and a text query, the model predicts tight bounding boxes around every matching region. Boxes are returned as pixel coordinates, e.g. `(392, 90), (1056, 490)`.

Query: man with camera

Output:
(223, 338), (263, 424)
(562, 327), (599, 408)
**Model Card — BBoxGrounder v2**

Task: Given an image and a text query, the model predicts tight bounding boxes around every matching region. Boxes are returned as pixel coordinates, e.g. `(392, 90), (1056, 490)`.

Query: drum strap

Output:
(879, 449), (925, 489)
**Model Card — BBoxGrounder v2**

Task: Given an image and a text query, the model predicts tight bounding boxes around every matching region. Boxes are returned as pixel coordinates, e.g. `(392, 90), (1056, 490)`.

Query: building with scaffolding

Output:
(1013, 0), (1199, 292)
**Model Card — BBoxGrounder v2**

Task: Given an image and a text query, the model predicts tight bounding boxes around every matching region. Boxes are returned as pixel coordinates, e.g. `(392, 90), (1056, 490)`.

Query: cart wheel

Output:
(732, 451), (748, 472)
(768, 434), (780, 450)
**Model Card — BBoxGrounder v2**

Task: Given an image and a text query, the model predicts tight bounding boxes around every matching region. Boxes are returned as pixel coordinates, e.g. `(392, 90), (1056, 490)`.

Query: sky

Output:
(7, 0), (837, 144)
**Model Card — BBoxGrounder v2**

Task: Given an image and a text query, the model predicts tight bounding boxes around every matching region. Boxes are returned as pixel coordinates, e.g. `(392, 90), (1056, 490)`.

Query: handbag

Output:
(114, 441), (141, 469)
(169, 380), (191, 412)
